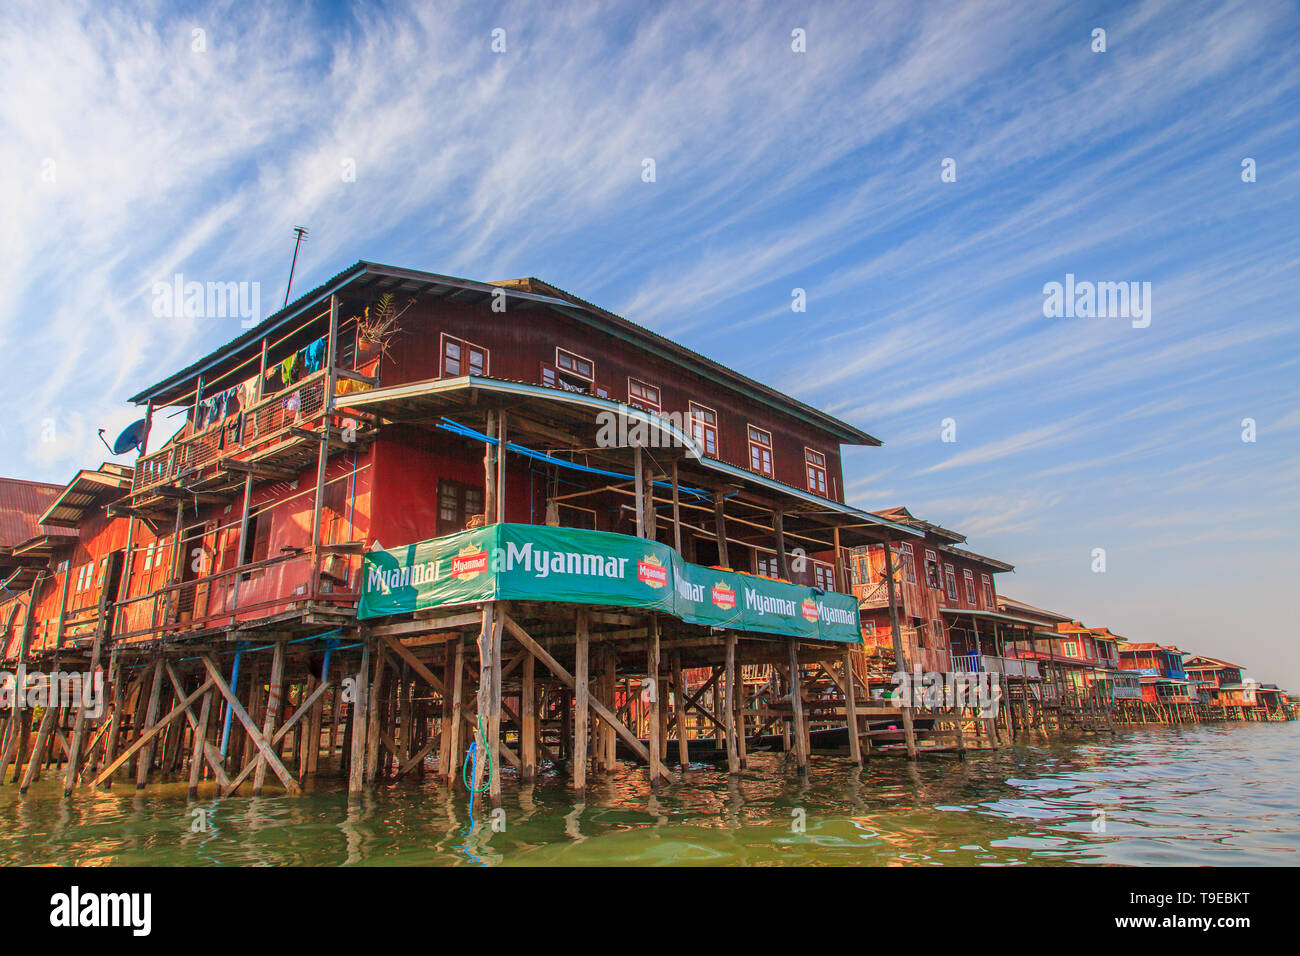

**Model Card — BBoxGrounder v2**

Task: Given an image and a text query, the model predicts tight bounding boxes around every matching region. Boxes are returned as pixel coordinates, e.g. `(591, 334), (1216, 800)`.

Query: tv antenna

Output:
(284, 226), (309, 307)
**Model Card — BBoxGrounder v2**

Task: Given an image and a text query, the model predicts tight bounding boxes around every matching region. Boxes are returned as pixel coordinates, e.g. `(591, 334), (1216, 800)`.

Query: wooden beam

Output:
(379, 634), (447, 696)
(252, 641), (286, 795)
(521, 652), (537, 782)
(199, 654), (301, 794)
(882, 541), (917, 760)
(647, 615), (664, 784)
(444, 636), (466, 786)
(224, 679), (332, 794)
(724, 633), (740, 774)
(672, 650), (689, 770)
(165, 664), (232, 791)
(843, 646), (862, 767)
(713, 493), (730, 568)
(788, 640), (808, 774)
(501, 611), (658, 769)
(187, 686), (215, 798)
(135, 660), (165, 789)
(573, 612), (589, 795)
(349, 638), (369, 794)
(93, 679), (213, 787)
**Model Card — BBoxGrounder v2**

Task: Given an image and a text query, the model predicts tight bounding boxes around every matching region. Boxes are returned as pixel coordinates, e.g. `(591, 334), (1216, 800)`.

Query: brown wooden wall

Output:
(366, 296), (851, 501)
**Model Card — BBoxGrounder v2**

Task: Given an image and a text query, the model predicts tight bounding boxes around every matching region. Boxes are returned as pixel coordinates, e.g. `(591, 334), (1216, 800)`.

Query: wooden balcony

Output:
(128, 369), (376, 513)
(856, 579), (892, 609)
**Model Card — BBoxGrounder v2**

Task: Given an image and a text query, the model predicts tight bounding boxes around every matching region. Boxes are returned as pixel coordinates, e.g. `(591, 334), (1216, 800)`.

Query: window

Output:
(813, 561), (835, 591)
(804, 448), (828, 495)
(850, 550), (871, 586)
(747, 425), (773, 477)
(556, 347), (593, 382)
(75, 563), (87, 591)
(241, 510), (271, 567)
(924, 549), (941, 589)
(441, 334), (488, 377)
(628, 378), (660, 413)
(1063, 641), (1078, 658)
(756, 554), (780, 578)
(899, 543), (917, 585)
(943, 564), (958, 601)
(981, 573), (995, 609)
(143, 542), (156, 571)
(437, 479), (484, 536)
(963, 569), (976, 604)
(862, 620), (876, 637)
(689, 402), (718, 458)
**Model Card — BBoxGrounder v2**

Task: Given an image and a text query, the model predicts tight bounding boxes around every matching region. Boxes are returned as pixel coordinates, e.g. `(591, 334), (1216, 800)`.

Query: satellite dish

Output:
(112, 419), (148, 455)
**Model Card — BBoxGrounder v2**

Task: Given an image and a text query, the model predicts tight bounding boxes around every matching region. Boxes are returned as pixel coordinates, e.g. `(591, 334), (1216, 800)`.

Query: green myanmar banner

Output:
(359, 523), (861, 643)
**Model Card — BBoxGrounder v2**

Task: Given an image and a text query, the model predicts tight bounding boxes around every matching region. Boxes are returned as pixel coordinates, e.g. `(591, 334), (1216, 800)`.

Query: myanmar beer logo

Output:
(637, 554), (668, 589)
(710, 581), (736, 610)
(801, 598), (820, 622)
(450, 544), (489, 580)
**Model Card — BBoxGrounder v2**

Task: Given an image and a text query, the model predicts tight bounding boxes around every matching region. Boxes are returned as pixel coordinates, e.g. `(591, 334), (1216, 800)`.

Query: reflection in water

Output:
(1, 723), (1296, 866)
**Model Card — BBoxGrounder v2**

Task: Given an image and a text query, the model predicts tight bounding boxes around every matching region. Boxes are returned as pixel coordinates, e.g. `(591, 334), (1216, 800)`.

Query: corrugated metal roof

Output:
(997, 594), (1075, 622)
(127, 261), (881, 445)
(0, 478), (65, 547)
(36, 465), (133, 528)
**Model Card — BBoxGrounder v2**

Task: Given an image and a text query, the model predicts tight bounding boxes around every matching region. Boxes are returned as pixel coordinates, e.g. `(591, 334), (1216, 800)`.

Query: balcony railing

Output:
(109, 546), (361, 644)
(132, 369), (332, 496)
(950, 653), (1041, 679)
(12, 547), (362, 655)
(855, 579), (892, 609)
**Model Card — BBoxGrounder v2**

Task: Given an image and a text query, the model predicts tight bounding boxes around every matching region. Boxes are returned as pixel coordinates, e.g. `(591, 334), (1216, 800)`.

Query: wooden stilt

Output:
(573, 613), (589, 795)
(672, 650), (690, 770)
(253, 641), (286, 795)
(446, 636), (466, 787)
(471, 604), (494, 794)
(647, 615), (664, 786)
(187, 686), (214, 798)
(724, 634), (740, 774)
(135, 660), (165, 789)
(62, 556), (117, 795)
(364, 642), (387, 784)
(93, 679), (213, 788)
(734, 663), (748, 769)
(521, 652), (537, 782)
(788, 640), (808, 774)
(600, 647), (617, 771)
(198, 654), (300, 793)
(488, 606), (503, 800)
(882, 541), (917, 760)
(19, 704), (57, 794)
(348, 639), (370, 795)
(844, 646), (862, 767)
(502, 611), (661, 775)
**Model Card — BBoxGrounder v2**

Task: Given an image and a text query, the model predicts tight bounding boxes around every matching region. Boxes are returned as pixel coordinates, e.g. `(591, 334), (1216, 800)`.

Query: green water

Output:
(1, 722), (1296, 866)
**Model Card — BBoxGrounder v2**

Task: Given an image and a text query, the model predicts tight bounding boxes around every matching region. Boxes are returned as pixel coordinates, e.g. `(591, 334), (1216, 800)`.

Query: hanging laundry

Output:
(263, 366), (282, 396)
(302, 337), (326, 374)
(335, 376), (373, 397)
(280, 352), (299, 386)
(283, 390), (301, 415)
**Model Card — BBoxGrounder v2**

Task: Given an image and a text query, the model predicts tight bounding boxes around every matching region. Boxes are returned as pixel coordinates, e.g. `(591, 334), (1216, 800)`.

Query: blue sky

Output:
(2, 0), (1297, 684)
